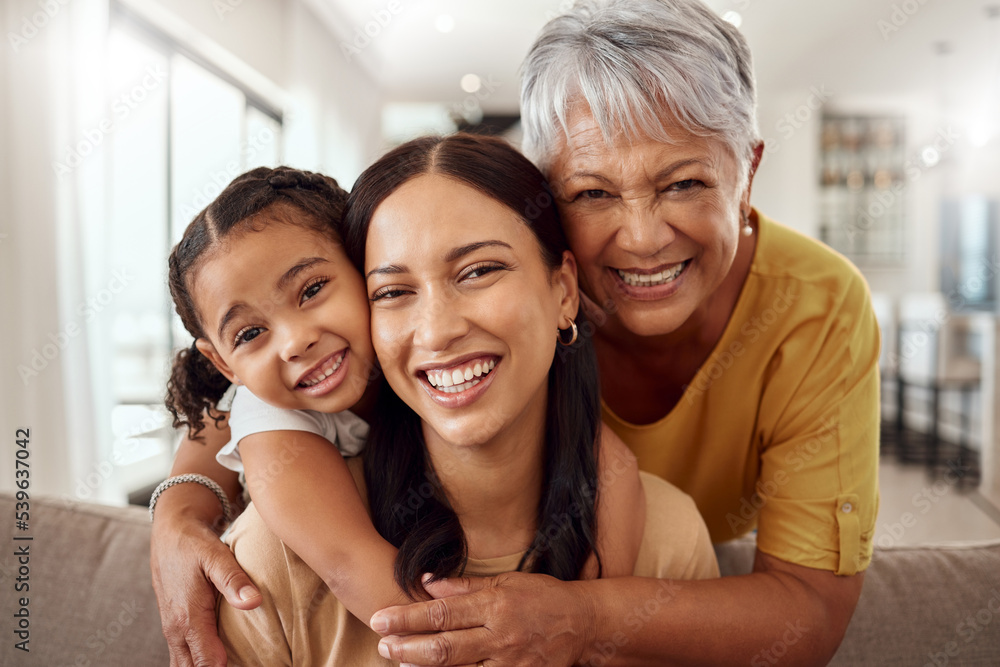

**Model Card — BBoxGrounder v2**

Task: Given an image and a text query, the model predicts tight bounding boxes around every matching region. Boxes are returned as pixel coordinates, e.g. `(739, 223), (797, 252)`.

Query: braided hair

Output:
(165, 166), (349, 439)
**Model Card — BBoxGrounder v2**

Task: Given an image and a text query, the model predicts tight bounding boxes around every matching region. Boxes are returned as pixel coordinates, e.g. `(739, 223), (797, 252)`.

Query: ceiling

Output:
(320, 0), (1000, 117)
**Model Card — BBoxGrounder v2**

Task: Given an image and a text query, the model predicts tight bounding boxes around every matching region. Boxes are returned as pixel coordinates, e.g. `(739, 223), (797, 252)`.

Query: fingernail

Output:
(371, 614), (387, 633)
(377, 639), (391, 659)
(238, 585), (258, 601)
(421, 572), (433, 584)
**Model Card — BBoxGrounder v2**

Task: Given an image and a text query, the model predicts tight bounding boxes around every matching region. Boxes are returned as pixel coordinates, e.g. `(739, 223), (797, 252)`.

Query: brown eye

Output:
(462, 262), (506, 280)
(300, 278), (328, 304)
(668, 179), (701, 191)
(370, 287), (410, 302)
(234, 326), (264, 348)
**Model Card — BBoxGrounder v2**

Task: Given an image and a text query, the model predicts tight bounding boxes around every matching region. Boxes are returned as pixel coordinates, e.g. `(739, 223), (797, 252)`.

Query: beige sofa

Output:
(2, 492), (998, 666)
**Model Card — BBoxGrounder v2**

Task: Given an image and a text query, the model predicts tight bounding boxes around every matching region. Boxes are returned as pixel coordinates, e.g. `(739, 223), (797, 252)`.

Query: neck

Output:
(349, 378), (381, 424)
(422, 390), (547, 560)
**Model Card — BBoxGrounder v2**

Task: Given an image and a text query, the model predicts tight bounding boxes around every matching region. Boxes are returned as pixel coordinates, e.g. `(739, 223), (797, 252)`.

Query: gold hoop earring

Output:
(557, 320), (578, 346)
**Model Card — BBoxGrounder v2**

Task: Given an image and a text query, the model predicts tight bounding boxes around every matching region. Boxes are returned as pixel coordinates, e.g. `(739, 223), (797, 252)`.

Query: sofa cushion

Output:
(4, 492), (998, 666)
(0, 492), (169, 666)
(715, 535), (1000, 666)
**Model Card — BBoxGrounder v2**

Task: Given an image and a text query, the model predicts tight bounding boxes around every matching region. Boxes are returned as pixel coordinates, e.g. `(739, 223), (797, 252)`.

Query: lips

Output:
(295, 350), (347, 391)
(418, 354), (500, 402)
(425, 358), (497, 393)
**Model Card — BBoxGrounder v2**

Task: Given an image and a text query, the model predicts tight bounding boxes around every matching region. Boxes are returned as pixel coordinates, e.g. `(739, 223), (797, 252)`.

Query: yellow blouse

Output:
(603, 211), (880, 575)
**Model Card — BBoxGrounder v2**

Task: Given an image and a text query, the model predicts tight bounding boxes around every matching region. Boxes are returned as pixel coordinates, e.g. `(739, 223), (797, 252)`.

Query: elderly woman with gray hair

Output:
(151, 0), (878, 665)
(370, 0), (879, 664)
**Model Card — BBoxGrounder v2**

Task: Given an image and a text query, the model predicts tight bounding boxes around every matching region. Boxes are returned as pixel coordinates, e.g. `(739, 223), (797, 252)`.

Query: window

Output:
(940, 196), (998, 311)
(818, 115), (906, 264)
(103, 10), (282, 500)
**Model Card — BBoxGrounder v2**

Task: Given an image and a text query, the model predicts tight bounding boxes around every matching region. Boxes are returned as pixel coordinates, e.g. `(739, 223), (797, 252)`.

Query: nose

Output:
(615, 199), (676, 258)
(411, 288), (470, 352)
(278, 322), (320, 362)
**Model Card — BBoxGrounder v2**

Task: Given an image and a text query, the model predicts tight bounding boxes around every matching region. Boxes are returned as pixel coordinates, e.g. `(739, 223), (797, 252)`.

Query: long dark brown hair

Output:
(343, 133), (603, 596)
(165, 166), (350, 438)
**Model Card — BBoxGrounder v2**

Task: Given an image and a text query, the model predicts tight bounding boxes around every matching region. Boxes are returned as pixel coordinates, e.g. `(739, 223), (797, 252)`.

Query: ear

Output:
(195, 338), (239, 385)
(741, 141), (766, 211)
(554, 250), (580, 327)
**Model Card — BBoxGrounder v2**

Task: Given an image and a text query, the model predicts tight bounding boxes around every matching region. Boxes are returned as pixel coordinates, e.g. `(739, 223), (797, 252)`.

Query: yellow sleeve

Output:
(217, 505), (294, 667)
(755, 273), (880, 575)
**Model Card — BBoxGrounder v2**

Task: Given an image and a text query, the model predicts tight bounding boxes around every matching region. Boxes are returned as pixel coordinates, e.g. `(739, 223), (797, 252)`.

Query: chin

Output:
(613, 305), (692, 338)
(426, 422), (496, 450)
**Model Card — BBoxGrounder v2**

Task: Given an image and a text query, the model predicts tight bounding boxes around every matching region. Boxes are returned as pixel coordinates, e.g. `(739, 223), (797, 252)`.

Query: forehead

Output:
(197, 220), (337, 279)
(191, 222), (342, 321)
(365, 174), (536, 264)
(550, 106), (730, 178)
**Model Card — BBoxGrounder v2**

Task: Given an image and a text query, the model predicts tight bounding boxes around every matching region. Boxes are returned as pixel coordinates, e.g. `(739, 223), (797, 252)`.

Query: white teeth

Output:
(299, 353), (344, 387)
(425, 359), (496, 391)
(439, 378), (482, 393)
(617, 261), (687, 287)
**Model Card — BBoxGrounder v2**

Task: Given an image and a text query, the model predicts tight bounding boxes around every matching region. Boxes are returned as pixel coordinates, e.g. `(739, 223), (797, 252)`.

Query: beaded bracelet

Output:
(148, 473), (235, 523)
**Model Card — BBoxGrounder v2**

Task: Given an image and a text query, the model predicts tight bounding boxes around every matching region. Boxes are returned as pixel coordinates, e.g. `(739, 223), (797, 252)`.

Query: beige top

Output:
(218, 459), (718, 666)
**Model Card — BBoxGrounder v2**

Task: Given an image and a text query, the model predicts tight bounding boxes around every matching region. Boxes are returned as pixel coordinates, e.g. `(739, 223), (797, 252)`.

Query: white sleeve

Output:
(326, 410), (369, 457)
(215, 386), (327, 473)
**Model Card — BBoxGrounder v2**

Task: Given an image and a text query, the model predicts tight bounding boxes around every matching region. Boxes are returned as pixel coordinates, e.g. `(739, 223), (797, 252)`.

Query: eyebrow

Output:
(276, 257), (329, 291)
(445, 240), (512, 262)
(216, 256), (329, 341)
(217, 304), (248, 343)
(365, 241), (513, 280)
(561, 158), (710, 184)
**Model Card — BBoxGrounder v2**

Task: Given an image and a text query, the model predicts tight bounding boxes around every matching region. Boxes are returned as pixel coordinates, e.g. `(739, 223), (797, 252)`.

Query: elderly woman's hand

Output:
(150, 486), (261, 667)
(371, 571), (595, 666)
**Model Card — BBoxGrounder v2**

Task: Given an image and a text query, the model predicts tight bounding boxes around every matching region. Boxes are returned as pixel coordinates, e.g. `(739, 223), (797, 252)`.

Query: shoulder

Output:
(744, 212), (878, 362)
(634, 472), (719, 580)
(230, 385), (274, 412)
(225, 503), (301, 584)
(752, 211), (872, 312)
(228, 387), (337, 444)
(230, 387), (323, 430)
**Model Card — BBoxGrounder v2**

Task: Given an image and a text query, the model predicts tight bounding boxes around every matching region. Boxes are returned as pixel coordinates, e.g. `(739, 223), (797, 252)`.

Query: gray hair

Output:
(520, 0), (760, 186)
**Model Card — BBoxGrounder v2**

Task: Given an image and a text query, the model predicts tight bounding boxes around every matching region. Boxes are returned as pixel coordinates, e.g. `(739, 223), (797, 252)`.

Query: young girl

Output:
(162, 165), (646, 629)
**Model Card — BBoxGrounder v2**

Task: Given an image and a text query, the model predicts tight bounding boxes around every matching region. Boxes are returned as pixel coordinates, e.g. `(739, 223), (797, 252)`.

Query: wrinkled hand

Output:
(370, 571), (593, 666)
(151, 512), (261, 667)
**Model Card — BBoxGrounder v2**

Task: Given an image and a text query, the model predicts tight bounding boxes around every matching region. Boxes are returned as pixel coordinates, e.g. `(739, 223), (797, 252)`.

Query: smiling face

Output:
(191, 209), (376, 414)
(548, 107), (751, 339)
(364, 173), (578, 451)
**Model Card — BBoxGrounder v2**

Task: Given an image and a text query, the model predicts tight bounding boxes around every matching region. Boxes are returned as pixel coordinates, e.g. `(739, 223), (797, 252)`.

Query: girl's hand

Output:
(150, 496), (261, 667)
(371, 572), (595, 666)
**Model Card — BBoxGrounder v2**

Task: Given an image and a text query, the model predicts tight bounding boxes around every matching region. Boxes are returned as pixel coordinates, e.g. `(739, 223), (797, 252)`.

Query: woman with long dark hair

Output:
(214, 134), (717, 665)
